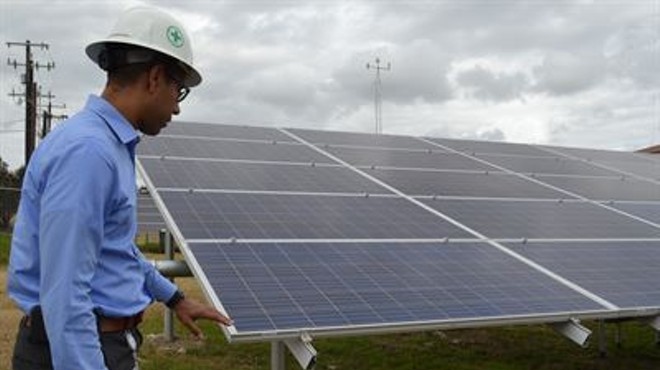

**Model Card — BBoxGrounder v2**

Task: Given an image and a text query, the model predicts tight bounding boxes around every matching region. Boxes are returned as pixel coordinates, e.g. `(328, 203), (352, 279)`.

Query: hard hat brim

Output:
(86, 38), (202, 88)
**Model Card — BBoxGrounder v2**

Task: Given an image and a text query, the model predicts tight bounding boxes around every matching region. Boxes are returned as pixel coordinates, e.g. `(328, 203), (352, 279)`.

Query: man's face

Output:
(138, 64), (186, 136)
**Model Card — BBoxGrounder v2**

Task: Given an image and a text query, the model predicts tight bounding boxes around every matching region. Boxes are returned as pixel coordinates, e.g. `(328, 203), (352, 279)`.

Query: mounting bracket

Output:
(285, 332), (317, 370)
(271, 332), (317, 370)
(550, 318), (591, 348)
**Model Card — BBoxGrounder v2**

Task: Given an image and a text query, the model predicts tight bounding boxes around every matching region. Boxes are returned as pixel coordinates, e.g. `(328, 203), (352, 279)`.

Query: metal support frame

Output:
(163, 229), (175, 341)
(550, 318), (591, 348)
(271, 333), (317, 370)
(646, 315), (660, 332)
(154, 259), (192, 277)
(645, 316), (660, 346)
(598, 320), (607, 357)
(271, 341), (286, 370)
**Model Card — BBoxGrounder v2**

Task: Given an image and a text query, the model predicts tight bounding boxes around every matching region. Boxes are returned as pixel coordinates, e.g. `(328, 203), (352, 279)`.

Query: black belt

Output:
(24, 310), (143, 333)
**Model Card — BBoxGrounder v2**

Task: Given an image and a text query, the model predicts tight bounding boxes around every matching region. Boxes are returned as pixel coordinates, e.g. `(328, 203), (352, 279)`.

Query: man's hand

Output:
(172, 297), (233, 339)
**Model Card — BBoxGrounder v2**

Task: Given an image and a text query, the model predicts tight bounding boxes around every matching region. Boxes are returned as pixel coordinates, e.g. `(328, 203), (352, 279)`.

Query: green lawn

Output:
(136, 317), (660, 370)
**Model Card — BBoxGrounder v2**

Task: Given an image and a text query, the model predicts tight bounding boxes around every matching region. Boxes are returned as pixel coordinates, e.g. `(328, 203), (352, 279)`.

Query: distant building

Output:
(637, 145), (660, 154)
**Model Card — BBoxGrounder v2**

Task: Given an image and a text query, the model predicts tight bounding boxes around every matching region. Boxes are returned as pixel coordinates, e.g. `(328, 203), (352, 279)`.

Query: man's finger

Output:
(182, 317), (203, 338)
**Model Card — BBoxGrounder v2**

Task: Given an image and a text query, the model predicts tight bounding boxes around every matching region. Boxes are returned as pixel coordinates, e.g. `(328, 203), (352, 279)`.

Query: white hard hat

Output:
(86, 6), (202, 87)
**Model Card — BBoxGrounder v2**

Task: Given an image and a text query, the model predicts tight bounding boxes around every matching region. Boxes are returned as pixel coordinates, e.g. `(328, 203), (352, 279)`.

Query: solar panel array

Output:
(137, 122), (660, 342)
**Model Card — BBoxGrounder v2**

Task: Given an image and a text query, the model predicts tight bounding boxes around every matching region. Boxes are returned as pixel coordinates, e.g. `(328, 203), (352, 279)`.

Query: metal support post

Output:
(163, 229), (175, 342)
(550, 318), (591, 348)
(271, 341), (286, 370)
(615, 321), (622, 348)
(598, 320), (607, 358)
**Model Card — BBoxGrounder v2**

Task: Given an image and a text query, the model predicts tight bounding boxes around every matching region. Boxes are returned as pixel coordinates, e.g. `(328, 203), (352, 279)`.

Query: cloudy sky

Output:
(1, 0), (659, 169)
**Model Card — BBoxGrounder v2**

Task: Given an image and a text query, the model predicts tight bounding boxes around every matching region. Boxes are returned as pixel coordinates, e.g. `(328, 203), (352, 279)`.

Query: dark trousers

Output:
(12, 316), (143, 370)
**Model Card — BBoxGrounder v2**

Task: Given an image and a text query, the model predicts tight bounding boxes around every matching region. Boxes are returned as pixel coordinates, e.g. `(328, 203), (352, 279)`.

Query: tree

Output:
(0, 156), (22, 230)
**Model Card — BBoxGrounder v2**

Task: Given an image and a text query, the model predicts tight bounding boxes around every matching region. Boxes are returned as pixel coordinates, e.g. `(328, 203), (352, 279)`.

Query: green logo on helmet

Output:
(166, 26), (184, 48)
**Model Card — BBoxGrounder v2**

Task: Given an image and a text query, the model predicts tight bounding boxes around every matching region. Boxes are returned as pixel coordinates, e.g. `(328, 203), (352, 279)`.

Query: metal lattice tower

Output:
(366, 57), (391, 135)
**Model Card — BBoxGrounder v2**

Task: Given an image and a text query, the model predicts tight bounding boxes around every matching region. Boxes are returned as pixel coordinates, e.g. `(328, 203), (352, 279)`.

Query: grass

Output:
(1, 237), (660, 369)
(0, 232), (10, 265)
(135, 308), (660, 370)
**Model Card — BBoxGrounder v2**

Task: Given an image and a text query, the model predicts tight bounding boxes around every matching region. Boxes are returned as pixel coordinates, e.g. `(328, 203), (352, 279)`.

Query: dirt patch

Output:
(0, 268), (21, 370)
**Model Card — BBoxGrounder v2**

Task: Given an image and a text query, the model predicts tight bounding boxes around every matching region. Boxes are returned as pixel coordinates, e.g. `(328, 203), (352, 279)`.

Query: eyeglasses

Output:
(166, 70), (190, 103)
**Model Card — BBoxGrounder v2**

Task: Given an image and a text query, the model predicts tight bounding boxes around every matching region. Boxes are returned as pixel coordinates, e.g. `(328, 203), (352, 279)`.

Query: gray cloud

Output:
(455, 65), (529, 102)
(532, 51), (606, 95)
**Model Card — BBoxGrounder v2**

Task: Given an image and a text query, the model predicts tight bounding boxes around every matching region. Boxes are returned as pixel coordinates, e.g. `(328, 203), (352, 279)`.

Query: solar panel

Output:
(157, 191), (472, 240)
(421, 198), (660, 239)
(610, 202), (660, 224)
(139, 136), (335, 164)
(324, 146), (496, 171)
(542, 145), (651, 162)
(592, 160), (660, 180)
(190, 242), (605, 336)
(288, 127), (437, 150)
(140, 157), (389, 195)
(136, 121), (660, 348)
(364, 168), (568, 199)
(508, 241), (660, 308)
(163, 121), (294, 142)
(469, 154), (620, 177)
(534, 175), (660, 202)
(540, 146), (660, 180)
(429, 137), (553, 157)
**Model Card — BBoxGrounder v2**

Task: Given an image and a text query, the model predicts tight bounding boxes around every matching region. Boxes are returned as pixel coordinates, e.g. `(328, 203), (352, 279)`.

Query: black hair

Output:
(100, 44), (184, 87)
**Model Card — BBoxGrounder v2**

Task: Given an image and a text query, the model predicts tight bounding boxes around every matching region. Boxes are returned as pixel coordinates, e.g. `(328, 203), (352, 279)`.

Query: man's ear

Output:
(146, 64), (165, 94)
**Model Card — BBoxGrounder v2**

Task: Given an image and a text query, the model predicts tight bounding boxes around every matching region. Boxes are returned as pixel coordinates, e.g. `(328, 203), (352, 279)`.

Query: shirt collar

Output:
(85, 94), (140, 146)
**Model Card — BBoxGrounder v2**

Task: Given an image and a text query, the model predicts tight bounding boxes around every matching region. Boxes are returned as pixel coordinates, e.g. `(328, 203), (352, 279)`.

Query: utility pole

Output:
(366, 57), (391, 135)
(38, 90), (67, 138)
(7, 40), (54, 166)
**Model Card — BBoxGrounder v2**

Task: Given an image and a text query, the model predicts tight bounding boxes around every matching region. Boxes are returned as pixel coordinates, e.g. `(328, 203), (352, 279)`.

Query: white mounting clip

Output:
(645, 315), (660, 331)
(549, 318), (591, 348)
(284, 332), (317, 370)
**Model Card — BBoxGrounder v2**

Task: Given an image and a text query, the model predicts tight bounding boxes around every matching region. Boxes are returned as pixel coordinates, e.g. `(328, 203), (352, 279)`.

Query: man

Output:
(8, 6), (232, 370)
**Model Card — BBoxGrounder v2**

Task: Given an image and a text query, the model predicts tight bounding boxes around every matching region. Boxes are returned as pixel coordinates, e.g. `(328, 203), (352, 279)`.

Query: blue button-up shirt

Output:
(8, 95), (177, 370)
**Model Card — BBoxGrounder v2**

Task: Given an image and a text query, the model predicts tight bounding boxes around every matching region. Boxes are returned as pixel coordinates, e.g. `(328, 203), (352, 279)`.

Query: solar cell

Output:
(287, 128), (436, 150)
(364, 168), (567, 199)
(159, 191), (473, 240)
(138, 136), (335, 164)
(140, 157), (390, 194)
(508, 241), (660, 308)
(325, 146), (496, 171)
(189, 242), (606, 335)
(163, 121), (294, 142)
(535, 175), (660, 201)
(421, 198), (660, 239)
